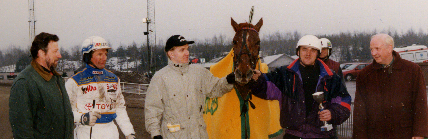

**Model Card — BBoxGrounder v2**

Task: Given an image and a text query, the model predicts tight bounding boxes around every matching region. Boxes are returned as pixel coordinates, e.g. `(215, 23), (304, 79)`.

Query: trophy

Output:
(312, 92), (333, 131)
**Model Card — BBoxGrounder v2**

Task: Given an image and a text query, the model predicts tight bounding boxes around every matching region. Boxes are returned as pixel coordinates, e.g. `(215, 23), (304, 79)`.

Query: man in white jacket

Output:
(66, 36), (136, 139)
(145, 35), (237, 139)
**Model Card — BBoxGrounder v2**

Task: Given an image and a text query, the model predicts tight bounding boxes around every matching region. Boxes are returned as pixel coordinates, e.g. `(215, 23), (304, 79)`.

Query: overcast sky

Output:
(1, 0), (428, 51)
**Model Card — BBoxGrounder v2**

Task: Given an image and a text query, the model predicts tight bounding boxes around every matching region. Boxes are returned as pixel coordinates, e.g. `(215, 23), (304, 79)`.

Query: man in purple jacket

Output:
(251, 35), (351, 139)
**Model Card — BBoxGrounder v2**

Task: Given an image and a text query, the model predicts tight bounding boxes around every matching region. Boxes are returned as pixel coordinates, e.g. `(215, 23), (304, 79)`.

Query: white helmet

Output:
(81, 36), (111, 54)
(320, 38), (332, 49)
(320, 38), (333, 57)
(296, 35), (322, 53)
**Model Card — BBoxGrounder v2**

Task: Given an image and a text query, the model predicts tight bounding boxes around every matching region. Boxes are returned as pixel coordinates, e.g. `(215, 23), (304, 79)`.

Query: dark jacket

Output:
(252, 59), (351, 138)
(353, 51), (428, 139)
(323, 59), (343, 78)
(9, 61), (74, 139)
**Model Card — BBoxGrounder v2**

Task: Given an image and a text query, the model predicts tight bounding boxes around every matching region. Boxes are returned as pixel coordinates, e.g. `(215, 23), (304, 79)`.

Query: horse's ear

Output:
(254, 18), (263, 32)
(231, 17), (239, 32)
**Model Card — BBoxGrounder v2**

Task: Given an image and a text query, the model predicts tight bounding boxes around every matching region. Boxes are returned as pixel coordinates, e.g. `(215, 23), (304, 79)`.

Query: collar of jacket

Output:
(167, 59), (190, 74)
(84, 64), (106, 75)
(371, 50), (403, 70)
(287, 58), (334, 78)
(31, 60), (60, 81)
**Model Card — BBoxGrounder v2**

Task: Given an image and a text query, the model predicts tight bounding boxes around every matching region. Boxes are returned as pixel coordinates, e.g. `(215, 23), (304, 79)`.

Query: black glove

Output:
(226, 72), (235, 84)
(153, 135), (163, 139)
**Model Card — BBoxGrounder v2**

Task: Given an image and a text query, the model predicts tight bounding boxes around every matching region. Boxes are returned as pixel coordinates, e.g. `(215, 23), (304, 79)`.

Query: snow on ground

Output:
(0, 65), (15, 72)
(0, 57), (142, 73)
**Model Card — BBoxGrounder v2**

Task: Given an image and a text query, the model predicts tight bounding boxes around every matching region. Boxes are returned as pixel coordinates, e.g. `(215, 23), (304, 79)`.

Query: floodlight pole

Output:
(143, 18), (151, 73)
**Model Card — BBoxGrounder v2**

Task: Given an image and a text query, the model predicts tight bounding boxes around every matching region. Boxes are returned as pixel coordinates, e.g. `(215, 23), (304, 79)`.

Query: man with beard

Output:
(9, 32), (74, 138)
(65, 36), (136, 139)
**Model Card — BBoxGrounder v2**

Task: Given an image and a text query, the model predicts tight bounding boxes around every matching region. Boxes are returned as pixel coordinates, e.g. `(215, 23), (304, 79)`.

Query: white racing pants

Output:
(74, 122), (119, 139)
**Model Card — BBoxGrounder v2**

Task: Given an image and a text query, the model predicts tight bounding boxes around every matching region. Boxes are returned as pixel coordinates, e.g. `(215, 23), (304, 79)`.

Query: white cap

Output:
(296, 35), (322, 53)
(81, 36), (111, 54)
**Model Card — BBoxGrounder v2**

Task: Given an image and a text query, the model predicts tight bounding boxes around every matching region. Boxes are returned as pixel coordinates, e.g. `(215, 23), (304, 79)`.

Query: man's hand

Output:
(126, 134), (136, 139)
(318, 110), (332, 121)
(226, 72), (236, 84)
(252, 70), (262, 81)
(80, 111), (101, 126)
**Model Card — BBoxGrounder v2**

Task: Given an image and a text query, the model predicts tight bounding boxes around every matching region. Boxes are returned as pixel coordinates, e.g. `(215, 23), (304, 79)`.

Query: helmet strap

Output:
(83, 51), (103, 69)
(89, 62), (103, 70)
(321, 56), (329, 61)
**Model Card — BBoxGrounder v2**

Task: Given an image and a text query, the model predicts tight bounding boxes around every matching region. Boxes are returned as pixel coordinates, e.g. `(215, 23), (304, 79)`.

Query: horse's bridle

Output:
(234, 27), (260, 70)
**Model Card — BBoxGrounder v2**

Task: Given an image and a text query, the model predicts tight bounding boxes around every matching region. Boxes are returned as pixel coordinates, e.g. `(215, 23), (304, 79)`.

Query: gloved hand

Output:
(80, 111), (101, 126)
(226, 72), (235, 84)
(126, 134), (136, 139)
(153, 135), (163, 139)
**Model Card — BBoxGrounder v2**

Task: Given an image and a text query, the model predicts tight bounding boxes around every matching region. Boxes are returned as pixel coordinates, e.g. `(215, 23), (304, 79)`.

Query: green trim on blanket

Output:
(268, 129), (284, 138)
(234, 58), (263, 139)
(235, 86), (251, 139)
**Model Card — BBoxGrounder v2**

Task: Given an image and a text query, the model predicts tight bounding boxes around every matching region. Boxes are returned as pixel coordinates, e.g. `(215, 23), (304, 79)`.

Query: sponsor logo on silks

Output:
(92, 71), (103, 74)
(78, 76), (94, 84)
(106, 84), (118, 95)
(203, 97), (218, 115)
(81, 85), (97, 94)
(95, 103), (115, 109)
(106, 76), (115, 79)
(84, 102), (115, 110)
(107, 84), (117, 91)
(84, 103), (94, 110)
(94, 42), (108, 47)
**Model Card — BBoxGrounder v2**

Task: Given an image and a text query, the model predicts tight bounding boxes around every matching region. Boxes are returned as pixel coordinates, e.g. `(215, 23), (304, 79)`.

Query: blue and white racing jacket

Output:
(65, 64), (135, 137)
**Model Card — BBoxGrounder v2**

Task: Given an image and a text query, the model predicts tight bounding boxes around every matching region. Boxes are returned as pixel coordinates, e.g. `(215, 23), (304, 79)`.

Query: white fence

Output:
(120, 82), (149, 95)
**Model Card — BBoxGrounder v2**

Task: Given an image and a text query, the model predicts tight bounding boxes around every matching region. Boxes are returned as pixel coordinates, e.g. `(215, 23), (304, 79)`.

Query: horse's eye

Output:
(233, 40), (237, 45)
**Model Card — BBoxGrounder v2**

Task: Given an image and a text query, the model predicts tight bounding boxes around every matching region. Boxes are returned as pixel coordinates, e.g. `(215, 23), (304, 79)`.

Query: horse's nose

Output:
(234, 68), (253, 85)
(235, 69), (243, 78)
(245, 69), (254, 80)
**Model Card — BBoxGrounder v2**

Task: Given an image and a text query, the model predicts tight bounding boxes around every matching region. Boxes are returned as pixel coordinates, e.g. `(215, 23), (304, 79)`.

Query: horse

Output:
(232, 17), (268, 139)
(203, 17), (282, 139)
(231, 17), (263, 101)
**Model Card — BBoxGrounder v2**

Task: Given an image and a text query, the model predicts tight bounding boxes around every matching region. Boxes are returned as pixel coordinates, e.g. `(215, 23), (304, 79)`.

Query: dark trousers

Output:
(283, 134), (337, 139)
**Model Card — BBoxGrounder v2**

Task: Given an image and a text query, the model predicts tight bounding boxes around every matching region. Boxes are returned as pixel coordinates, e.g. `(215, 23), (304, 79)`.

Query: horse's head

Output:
(231, 17), (263, 85)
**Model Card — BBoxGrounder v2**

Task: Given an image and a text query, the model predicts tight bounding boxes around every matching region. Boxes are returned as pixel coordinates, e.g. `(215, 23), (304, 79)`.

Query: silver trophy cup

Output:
(312, 92), (333, 131)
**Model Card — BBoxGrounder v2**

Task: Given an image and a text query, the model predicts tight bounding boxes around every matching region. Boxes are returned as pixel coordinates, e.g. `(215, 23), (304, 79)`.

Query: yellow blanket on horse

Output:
(203, 49), (283, 139)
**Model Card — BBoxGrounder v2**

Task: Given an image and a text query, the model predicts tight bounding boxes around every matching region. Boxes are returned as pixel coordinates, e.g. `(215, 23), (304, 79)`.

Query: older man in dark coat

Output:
(353, 33), (428, 139)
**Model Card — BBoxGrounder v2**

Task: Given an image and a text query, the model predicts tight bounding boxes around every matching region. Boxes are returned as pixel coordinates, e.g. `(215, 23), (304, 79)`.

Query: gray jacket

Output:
(145, 60), (233, 139)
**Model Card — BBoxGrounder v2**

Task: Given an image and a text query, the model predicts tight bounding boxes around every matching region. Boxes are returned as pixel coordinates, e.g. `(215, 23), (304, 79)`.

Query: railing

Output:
(337, 102), (354, 139)
(120, 82), (149, 95)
